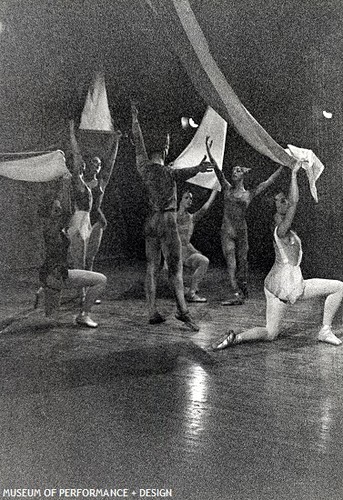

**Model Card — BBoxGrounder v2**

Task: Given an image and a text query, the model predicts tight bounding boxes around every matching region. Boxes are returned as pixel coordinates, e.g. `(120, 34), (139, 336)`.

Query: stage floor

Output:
(0, 261), (343, 500)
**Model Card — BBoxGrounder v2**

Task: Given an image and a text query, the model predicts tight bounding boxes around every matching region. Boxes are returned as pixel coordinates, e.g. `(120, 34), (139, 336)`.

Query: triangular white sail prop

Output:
(79, 72), (114, 133)
(172, 107), (227, 191)
(0, 150), (70, 182)
(285, 145), (324, 203)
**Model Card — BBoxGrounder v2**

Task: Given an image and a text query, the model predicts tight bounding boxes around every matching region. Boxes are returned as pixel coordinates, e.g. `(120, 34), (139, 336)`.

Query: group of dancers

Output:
(37, 101), (343, 347)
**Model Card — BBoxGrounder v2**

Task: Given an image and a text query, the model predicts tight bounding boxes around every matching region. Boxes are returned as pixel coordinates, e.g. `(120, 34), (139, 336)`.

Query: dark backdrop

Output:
(0, 0), (342, 278)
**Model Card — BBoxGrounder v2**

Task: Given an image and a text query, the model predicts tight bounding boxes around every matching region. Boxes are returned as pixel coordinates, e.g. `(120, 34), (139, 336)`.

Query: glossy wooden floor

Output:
(1, 261), (343, 500)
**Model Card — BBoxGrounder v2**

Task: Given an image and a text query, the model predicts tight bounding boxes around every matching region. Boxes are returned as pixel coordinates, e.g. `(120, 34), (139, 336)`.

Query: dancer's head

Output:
(84, 156), (102, 185)
(149, 132), (170, 164)
(231, 165), (250, 182)
(179, 190), (193, 210)
(50, 199), (63, 219)
(38, 198), (62, 219)
(274, 191), (290, 215)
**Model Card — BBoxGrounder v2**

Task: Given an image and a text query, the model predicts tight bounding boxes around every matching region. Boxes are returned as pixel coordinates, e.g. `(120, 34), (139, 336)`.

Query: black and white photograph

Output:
(0, 1), (342, 499)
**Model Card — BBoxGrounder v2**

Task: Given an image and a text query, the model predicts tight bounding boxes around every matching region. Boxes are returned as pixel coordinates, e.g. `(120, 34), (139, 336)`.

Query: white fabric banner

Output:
(79, 72), (114, 133)
(285, 144), (324, 202)
(172, 107), (227, 191)
(0, 150), (70, 182)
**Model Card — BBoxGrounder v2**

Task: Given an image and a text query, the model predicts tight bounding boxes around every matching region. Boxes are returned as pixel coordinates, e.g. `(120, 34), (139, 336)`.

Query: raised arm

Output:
(173, 155), (213, 182)
(253, 165), (284, 198)
(99, 130), (122, 189)
(276, 162), (301, 238)
(69, 119), (85, 193)
(131, 102), (149, 173)
(205, 136), (231, 191)
(193, 189), (218, 224)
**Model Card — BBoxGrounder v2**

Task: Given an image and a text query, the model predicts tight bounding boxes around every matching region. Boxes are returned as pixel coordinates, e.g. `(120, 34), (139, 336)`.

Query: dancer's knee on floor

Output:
(265, 326), (280, 341)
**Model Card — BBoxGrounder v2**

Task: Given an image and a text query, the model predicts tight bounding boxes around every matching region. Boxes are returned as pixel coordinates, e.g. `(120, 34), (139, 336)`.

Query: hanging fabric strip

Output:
(143, 0), (326, 200)
(79, 72), (114, 133)
(0, 150), (70, 182)
(144, 0), (296, 168)
(172, 107), (226, 191)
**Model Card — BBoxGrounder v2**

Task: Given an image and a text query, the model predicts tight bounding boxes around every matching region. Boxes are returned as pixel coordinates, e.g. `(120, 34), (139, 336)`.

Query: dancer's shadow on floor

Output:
(0, 340), (217, 395)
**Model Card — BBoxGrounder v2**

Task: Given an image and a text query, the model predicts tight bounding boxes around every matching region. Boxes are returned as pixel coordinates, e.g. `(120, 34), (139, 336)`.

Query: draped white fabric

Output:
(172, 107), (226, 191)
(144, 0), (324, 201)
(0, 150), (70, 182)
(285, 145), (324, 203)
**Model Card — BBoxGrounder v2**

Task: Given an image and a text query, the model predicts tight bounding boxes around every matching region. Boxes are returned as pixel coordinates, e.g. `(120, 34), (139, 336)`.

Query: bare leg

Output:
(212, 288), (287, 350)
(163, 226), (188, 316)
(68, 231), (87, 269)
(65, 269), (107, 327)
(221, 231), (238, 292)
(221, 231), (243, 305)
(184, 253), (209, 302)
(302, 278), (343, 345)
(86, 222), (104, 271)
(236, 228), (249, 297)
(163, 217), (199, 331)
(145, 235), (163, 322)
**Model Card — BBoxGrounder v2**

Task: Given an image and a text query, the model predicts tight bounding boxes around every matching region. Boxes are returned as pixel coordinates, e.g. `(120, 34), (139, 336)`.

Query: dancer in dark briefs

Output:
(212, 161), (343, 349)
(131, 101), (213, 331)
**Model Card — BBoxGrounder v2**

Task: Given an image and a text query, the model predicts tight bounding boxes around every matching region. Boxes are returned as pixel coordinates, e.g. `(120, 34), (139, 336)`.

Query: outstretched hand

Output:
(131, 101), (139, 120)
(205, 136), (218, 167)
(198, 155), (213, 173)
(206, 135), (213, 151)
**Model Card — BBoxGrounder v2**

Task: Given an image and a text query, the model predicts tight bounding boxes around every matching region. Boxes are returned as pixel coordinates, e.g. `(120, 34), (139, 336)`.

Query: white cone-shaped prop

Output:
(79, 72), (114, 133)
(172, 107), (227, 190)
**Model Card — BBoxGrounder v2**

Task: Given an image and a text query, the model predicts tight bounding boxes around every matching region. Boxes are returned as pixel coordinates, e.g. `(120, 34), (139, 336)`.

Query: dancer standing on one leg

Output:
(131, 101), (213, 331)
(208, 136), (283, 305)
(177, 187), (217, 303)
(39, 197), (107, 327)
(212, 161), (343, 350)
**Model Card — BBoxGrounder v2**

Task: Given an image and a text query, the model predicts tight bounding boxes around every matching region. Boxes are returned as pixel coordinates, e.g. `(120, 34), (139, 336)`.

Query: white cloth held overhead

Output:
(79, 72), (114, 133)
(285, 144), (324, 203)
(0, 150), (70, 182)
(172, 107), (227, 191)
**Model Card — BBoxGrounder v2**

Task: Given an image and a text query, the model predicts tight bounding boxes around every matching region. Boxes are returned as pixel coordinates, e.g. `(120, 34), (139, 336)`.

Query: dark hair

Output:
(145, 130), (170, 158)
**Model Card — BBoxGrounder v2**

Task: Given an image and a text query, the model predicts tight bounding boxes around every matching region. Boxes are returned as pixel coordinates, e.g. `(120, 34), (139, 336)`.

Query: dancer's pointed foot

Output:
(211, 330), (238, 351)
(318, 326), (342, 346)
(76, 312), (98, 328)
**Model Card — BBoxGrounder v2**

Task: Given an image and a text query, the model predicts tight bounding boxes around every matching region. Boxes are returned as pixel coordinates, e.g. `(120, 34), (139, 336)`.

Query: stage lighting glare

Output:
(189, 118), (199, 128)
(181, 117), (189, 129)
(323, 110), (333, 119)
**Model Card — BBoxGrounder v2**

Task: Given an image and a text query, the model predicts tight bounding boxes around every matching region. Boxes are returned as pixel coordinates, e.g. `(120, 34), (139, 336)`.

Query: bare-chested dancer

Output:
(68, 119), (121, 273)
(131, 102), (213, 331)
(206, 136), (283, 305)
